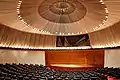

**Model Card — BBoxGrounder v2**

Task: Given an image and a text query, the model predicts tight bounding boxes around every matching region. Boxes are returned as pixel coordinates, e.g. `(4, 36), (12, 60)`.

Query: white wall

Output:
(0, 49), (45, 65)
(104, 49), (120, 67)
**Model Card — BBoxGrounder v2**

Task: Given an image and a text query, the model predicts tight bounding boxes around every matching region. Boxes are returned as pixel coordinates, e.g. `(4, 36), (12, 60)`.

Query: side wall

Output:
(0, 49), (45, 65)
(104, 49), (120, 67)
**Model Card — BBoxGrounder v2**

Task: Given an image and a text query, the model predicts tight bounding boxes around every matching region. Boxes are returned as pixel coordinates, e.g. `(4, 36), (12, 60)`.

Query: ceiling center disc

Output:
(38, 0), (87, 23)
(49, 1), (75, 15)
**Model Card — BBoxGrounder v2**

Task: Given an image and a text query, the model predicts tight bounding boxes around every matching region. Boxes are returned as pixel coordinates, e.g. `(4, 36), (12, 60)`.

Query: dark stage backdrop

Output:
(56, 34), (90, 47)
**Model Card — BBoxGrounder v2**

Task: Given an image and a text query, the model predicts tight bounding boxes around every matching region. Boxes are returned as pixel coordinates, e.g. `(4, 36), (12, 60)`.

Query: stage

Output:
(47, 64), (98, 71)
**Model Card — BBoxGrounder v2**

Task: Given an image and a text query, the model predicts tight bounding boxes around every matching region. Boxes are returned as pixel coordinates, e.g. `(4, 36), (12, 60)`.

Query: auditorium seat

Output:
(0, 63), (107, 80)
(97, 67), (120, 79)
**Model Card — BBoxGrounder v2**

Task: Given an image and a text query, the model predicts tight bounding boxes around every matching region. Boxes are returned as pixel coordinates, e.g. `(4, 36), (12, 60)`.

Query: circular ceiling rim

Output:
(0, 21), (120, 50)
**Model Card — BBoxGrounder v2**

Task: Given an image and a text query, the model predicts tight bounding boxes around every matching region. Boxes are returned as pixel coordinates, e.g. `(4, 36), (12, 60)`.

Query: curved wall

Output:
(105, 49), (120, 67)
(0, 49), (45, 65)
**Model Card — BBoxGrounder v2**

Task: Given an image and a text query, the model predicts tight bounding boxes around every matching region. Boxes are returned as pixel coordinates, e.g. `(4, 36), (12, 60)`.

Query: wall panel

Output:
(45, 50), (104, 69)
(0, 49), (45, 65)
(105, 49), (120, 67)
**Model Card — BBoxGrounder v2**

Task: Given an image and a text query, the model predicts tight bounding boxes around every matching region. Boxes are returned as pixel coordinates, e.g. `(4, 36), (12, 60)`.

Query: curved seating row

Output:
(0, 64), (106, 80)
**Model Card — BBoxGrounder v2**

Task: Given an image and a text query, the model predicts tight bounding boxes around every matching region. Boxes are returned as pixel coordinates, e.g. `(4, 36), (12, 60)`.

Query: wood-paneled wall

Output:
(45, 50), (104, 70)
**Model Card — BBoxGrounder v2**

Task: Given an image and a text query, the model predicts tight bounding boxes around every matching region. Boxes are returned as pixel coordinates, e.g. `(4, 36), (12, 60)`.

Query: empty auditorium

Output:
(0, 0), (120, 80)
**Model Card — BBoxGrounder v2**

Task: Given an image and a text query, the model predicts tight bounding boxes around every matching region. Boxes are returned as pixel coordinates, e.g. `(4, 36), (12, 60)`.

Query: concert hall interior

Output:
(0, 0), (120, 80)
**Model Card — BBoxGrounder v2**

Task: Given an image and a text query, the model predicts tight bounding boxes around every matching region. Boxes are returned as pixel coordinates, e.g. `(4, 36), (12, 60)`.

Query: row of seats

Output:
(0, 63), (107, 80)
(96, 67), (120, 79)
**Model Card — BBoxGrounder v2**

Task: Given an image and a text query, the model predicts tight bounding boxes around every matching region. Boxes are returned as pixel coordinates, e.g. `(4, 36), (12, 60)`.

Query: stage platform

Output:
(47, 64), (98, 71)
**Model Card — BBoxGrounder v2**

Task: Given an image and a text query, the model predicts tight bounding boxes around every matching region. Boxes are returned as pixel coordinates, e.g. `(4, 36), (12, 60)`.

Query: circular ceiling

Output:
(17, 0), (108, 35)
(0, 0), (120, 36)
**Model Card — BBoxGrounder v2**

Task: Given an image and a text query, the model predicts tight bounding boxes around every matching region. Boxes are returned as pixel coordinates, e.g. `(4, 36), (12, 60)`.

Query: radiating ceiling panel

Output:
(89, 21), (120, 48)
(0, 24), (57, 49)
